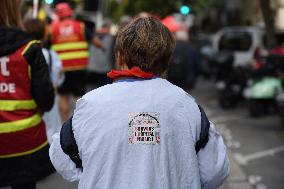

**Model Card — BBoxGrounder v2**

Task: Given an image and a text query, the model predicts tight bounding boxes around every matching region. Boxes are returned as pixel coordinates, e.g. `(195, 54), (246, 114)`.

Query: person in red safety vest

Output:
(50, 2), (105, 122)
(0, 0), (55, 189)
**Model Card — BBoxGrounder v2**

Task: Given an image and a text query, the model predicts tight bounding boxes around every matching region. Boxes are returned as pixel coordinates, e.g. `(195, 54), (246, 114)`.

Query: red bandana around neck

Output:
(107, 67), (154, 80)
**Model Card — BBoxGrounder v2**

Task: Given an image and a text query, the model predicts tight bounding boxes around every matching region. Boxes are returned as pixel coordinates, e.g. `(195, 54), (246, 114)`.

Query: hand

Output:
(92, 37), (106, 52)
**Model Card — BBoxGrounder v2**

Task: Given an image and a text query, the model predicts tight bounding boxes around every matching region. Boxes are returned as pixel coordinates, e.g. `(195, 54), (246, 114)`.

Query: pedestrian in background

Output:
(24, 18), (64, 143)
(118, 15), (132, 30)
(50, 16), (229, 189)
(87, 19), (115, 89)
(50, 2), (105, 122)
(168, 29), (201, 90)
(0, 0), (55, 188)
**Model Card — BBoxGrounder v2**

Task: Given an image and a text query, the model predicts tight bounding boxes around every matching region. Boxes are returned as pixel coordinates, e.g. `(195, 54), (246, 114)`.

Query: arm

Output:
(92, 36), (106, 50)
(183, 94), (229, 188)
(50, 50), (65, 87)
(84, 26), (106, 50)
(49, 98), (88, 181)
(49, 132), (82, 182)
(23, 42), (55, 112)
(186, 46), (201, 89)
(193, 48), (202, 78)
(197, 122), (230, 189)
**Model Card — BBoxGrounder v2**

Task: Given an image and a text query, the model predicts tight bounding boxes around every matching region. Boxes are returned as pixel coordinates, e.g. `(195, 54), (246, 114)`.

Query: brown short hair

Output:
(115, 16), (176, 76)
(24, 19), (46, 40)
(0, 0), (23, 28)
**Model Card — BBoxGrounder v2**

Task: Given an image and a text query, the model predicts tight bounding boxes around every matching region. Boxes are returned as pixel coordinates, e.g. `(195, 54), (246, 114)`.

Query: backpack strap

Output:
(60, 116), (83, 169)
(195, 105), (210, 153)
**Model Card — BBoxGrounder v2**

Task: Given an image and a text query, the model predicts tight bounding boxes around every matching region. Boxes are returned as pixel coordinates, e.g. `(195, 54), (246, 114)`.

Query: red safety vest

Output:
(51, 19), (89, 71)
(0, 41), (48, 158)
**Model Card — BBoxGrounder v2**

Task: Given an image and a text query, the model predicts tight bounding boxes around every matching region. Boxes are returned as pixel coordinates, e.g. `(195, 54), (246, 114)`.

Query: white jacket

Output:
(49, 78), (229, 189)
(42, 48), (63, 143)
(42, 48), (64, 87)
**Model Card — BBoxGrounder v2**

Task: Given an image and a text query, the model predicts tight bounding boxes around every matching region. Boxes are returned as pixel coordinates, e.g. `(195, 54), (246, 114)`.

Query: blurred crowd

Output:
(2, 0), (284, 188)
(22, 2), (203, 124)
(0, 0), (203, 188)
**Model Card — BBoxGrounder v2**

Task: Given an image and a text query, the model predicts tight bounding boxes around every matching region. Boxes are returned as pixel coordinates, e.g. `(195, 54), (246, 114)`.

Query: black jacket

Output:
(0, 26), (54, 111)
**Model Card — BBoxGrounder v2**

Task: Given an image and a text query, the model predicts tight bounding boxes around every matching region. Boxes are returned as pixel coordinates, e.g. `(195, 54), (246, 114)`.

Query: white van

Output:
(212, 27), (266, 67)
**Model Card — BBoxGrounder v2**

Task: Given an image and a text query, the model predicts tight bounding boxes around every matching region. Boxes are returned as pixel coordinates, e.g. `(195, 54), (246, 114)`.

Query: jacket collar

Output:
(0, 26), (33, 57)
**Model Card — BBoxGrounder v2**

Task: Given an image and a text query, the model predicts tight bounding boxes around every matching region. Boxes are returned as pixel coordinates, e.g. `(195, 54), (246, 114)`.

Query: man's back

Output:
(168, 41), (200, 89)
(73, 78), (201, 189)
(88, 33), (114, 73)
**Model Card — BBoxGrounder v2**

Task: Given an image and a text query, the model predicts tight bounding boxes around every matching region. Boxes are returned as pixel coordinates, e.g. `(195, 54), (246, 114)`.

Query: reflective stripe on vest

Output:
(21, 40), (41, 55)
(22, 40), (39, 79)
(0, 100), (37, 111)
(0, 113), (42, 133)
(58, 51), (89, 60)
(51, 41), (88, 51)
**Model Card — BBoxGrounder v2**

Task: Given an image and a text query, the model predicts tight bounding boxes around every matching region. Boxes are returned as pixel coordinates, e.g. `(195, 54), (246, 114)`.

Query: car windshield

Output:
(218, 32), (252, 52)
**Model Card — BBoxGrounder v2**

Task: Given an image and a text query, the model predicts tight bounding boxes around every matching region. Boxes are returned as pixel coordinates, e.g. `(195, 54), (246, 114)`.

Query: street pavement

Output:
(1, 79), (283, 189)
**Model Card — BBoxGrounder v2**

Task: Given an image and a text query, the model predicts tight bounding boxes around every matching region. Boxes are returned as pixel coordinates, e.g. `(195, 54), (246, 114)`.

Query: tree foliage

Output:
(124, 0), (177, 17)
(259, 0), (276, 49)
(108, 0), (224, 22)
(109, 0), (179, 21)
(191, 0), (224, 17)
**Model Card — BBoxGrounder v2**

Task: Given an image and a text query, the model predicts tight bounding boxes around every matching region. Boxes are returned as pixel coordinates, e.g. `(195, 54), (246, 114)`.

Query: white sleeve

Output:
(50, 50), (65, 87)
(49, 133), (82, 182)
(49, 97), (90, 182)
(197, 123), (230, 189)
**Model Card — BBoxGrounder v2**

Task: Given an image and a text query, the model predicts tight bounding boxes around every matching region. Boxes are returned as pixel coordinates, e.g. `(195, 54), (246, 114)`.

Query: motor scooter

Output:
(277, 87), (284, 126)
(211, 51), (247, 109)
(244, 55), (283, 117)
(269, 46), (284, 125)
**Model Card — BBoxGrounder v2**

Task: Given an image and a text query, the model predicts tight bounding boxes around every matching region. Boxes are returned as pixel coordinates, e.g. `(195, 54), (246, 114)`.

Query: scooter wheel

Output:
(249, 100), (265, 117)
(278, 106), (284, 127)
(218, 91), (237, 109)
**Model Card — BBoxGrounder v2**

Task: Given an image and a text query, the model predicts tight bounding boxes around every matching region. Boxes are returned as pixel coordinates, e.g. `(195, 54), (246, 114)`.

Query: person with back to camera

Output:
(168, 29), (201, 90)
(0, 0), (55, 189)
(87, 18), (115, 89)
(50, 2), (105, 122)
(49, 16), (230, 189)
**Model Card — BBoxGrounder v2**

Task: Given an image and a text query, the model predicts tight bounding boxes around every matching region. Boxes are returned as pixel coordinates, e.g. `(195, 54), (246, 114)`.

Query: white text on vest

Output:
(0, 57), (16, 93)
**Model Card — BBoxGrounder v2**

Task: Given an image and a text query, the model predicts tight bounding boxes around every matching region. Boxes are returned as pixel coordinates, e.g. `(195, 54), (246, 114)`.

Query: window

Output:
(218, 32), (252, 52)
